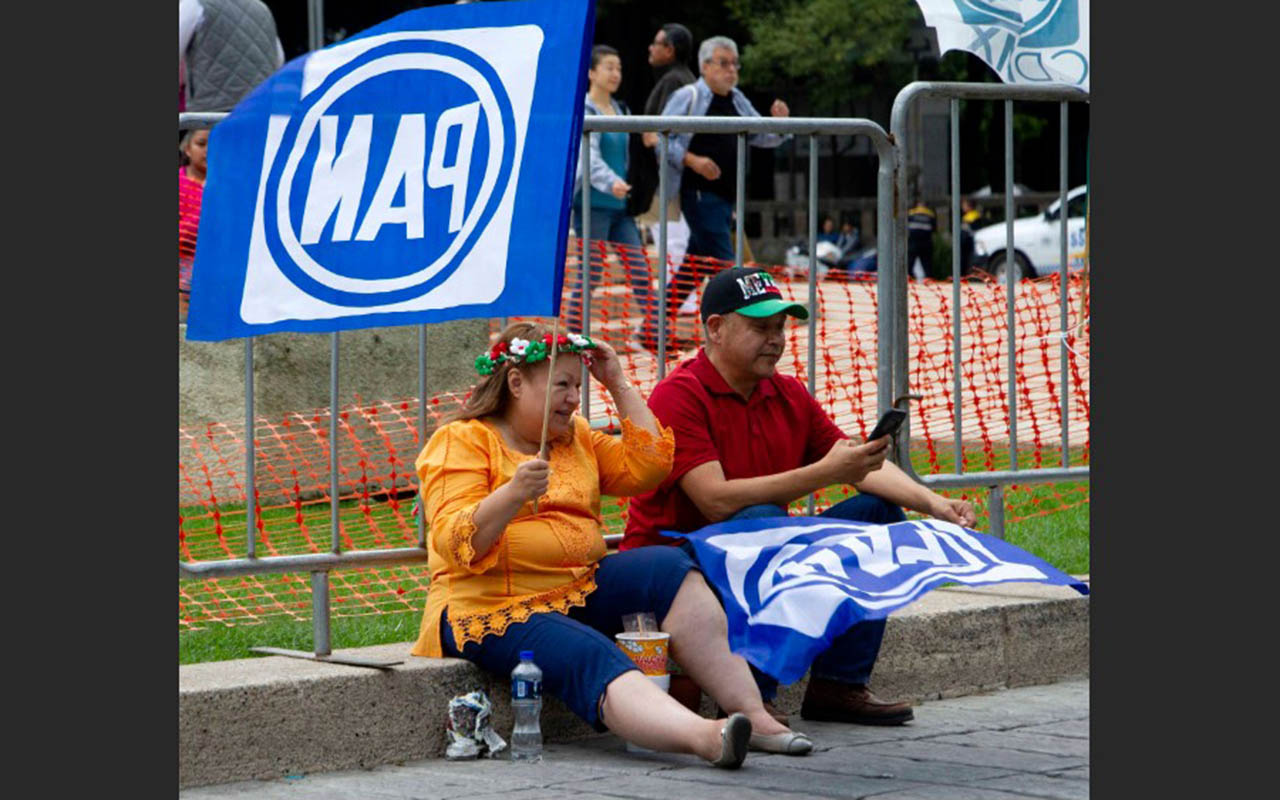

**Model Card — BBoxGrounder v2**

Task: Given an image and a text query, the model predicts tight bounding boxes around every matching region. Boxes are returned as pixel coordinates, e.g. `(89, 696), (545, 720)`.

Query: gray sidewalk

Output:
(182, 678), (1089, 800)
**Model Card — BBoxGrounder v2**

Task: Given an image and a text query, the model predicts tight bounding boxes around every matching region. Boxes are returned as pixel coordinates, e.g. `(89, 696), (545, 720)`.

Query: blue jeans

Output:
(682, 188), (735, 263)
(441, 546), (698, 731)
(679, 492), (907, 701)
(666, 188), (735, 318)
(570, 205), (653, 334)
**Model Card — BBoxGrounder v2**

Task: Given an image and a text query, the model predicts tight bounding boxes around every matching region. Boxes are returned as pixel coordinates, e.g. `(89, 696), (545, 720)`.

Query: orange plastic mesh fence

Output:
(179, 239), (1089, 630)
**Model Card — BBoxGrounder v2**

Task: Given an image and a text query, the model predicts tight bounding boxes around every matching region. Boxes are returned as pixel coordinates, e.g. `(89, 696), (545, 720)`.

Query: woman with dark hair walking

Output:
(569, 45), (656, 350)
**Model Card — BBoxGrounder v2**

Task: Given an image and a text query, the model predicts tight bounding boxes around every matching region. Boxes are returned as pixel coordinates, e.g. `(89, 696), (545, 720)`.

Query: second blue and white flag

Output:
(670, 517), (1087, 684)
(915, 1), (1089, 89)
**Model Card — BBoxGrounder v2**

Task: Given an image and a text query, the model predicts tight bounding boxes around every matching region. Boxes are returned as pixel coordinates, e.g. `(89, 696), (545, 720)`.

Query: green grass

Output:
(1004, 497), (1089, 575)
(179, 444), (1088, 665)
(904, 443), (1089, 576)
(179, 608), (422, 665)
(180, 492), (423, 563)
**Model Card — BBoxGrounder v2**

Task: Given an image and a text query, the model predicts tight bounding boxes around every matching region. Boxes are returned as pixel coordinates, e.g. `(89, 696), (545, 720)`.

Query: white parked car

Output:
(972, 185), (1088, 280)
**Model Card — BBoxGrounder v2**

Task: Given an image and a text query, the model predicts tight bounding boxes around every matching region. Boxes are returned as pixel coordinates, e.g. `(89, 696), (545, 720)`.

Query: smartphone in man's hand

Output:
(865, 408), (907, 443)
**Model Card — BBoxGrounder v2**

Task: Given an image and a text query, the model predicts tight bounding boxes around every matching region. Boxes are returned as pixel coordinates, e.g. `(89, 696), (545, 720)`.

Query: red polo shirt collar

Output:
(686, 348), (779, 402)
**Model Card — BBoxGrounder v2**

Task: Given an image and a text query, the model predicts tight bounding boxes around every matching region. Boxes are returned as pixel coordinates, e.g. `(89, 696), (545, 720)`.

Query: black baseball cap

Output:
(700, 267), (809, 322)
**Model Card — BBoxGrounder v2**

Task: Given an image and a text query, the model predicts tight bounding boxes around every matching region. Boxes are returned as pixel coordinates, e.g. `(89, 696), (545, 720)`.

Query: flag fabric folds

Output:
(186, 0), (595, 341)
(670, 516), (1087, 684)
(914, 1), (1089, 90)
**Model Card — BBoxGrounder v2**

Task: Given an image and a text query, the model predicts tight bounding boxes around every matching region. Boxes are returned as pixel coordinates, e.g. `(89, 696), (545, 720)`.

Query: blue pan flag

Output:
(668, 516), (1087, 684)
(187, 0), (596, 341)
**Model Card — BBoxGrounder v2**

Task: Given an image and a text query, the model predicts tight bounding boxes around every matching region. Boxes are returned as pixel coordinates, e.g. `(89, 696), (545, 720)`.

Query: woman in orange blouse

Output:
(412, 322), (810, 767)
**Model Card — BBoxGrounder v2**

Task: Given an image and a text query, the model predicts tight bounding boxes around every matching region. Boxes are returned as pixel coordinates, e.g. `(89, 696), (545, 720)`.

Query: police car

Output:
(972, 185), (1088, 280)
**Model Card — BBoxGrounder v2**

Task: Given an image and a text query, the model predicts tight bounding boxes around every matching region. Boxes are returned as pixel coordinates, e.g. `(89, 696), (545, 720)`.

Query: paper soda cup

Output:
(614, 631), (670, 677)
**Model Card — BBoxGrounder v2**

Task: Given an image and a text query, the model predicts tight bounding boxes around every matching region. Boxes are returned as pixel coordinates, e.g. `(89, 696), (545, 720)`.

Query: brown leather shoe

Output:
(762, 700), (789, 726)
(800, 679), (914, 725)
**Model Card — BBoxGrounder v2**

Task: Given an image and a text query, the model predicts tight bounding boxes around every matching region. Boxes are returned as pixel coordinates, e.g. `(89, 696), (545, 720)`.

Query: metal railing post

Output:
(988, 485), (1005, 540)
(657, 133), (668, 378)
(307, 0), (324, 52)
(330, 333), (340, 555)
(1004, 100), (1018, 472)
(806, 135), (818, 516)
(311, 571), (332, 656)
(323, 331), (339, 657)
(245, 338), (256, 558)
(1059, 102), (1070, 469)
(875, 128), (896, 421)
(950, 99), (963, 475)
(580, 132), (592, 414)
(891, 103), (912, 466)
(736, 133), (746, 268)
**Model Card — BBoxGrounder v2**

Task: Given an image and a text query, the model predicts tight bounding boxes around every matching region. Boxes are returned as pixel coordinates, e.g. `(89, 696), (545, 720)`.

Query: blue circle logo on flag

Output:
(260, 37), (517, 308)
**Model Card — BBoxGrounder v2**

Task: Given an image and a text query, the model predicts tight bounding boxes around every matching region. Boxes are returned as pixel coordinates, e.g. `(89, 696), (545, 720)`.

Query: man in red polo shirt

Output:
(622, 266), (976, 726)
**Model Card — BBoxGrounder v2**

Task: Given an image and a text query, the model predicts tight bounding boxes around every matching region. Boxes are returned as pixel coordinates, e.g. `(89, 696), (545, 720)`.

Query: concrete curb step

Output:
(179, 578), (1088, 789)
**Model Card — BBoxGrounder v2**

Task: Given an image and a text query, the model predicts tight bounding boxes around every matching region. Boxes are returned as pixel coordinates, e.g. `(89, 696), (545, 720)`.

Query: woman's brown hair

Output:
(441, 321), (554, 424)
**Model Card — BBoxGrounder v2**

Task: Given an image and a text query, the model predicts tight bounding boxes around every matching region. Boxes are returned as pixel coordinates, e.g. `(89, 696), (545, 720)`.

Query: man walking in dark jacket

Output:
(633, 24), (698, 351)
(644, 25), (696, 122)
(634, 25), (696, 234)
(634, 23), (696, 217)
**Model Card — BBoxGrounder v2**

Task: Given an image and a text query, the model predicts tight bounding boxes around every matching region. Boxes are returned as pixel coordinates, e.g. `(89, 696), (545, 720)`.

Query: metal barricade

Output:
(180, 89), (1094, 658)
(177, 111), (896, 663)
(179, 111), (423, 669)
(889, 82), (1090, 538)
(580, 114), (896, 515)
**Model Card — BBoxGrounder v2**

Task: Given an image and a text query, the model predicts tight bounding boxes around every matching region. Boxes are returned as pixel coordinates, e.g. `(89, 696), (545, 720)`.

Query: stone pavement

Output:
(182, 678), (1089, 800)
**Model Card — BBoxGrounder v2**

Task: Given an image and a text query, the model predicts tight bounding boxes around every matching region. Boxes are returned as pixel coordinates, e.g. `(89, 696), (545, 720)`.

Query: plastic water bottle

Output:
(510, 650), (543, 761)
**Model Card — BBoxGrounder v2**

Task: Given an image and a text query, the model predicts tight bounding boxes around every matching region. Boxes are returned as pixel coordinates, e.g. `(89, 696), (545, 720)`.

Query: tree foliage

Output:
(724, 0), (922, 114)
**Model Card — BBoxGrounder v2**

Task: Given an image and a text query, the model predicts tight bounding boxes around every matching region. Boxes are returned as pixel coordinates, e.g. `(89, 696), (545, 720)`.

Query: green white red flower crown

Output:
(474, 332), (597, 376)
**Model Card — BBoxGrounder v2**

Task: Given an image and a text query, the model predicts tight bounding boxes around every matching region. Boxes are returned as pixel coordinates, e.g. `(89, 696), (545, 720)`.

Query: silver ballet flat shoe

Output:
(712, 712), (752, 769)
(748, 731), (813, 755)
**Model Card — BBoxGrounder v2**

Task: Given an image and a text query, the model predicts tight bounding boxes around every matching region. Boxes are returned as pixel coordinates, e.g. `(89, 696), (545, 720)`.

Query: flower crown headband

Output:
(475, 332), (598, 376)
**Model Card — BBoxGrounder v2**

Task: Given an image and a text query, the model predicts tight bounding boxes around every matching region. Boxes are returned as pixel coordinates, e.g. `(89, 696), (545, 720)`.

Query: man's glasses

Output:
(709, 58), (740, 70)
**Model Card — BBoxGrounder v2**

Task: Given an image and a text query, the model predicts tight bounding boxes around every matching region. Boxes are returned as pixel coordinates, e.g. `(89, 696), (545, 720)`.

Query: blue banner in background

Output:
(187, 0), (595, 341)
(670, 516), (1088, 684)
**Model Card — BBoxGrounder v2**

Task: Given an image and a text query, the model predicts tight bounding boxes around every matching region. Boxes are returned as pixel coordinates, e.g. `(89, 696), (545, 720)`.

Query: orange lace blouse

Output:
(410, 414), (675, 657)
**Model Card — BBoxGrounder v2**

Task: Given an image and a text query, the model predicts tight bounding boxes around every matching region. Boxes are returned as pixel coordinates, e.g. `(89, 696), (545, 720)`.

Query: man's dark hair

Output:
(662, 23), (693, 65)
(590, 44), (619, 70)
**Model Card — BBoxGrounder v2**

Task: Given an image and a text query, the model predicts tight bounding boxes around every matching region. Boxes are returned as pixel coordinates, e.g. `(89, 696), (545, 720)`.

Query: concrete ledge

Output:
(179, 578), (1088, 789)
